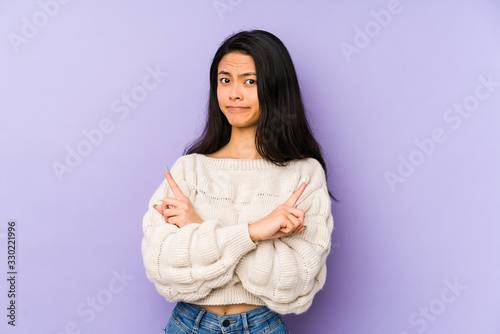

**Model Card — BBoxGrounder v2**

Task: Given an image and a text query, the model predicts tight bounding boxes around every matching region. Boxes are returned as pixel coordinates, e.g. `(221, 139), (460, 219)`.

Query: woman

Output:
(142, 30), (335, 334)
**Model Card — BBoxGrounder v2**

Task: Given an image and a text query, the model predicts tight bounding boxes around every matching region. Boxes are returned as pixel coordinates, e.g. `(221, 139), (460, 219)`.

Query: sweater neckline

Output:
(194, 153), (285, 170)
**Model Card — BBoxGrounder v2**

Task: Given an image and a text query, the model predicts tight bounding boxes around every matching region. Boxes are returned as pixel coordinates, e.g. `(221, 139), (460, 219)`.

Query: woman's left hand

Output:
(154, 170), (202, 228)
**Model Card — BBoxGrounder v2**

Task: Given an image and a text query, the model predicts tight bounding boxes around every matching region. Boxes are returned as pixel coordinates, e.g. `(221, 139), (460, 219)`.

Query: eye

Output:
(220, 78), (230, 84)
(245, 79), (257, 85)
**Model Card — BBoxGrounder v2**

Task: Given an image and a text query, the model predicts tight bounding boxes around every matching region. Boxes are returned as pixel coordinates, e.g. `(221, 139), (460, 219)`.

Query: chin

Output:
(231, 124), (258, 130)
(224, 115), (259, 129)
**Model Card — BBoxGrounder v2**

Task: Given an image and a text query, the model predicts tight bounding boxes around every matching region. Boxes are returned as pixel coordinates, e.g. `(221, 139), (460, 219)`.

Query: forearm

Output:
(142, 209), (257, 298)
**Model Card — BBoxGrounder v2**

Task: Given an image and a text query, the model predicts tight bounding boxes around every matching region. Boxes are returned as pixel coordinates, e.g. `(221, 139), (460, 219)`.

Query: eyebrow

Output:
(218, 71), (257, 77)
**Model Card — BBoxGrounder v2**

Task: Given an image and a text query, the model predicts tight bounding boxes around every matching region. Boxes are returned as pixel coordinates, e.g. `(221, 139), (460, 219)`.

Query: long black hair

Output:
(184, 29), (338, 202)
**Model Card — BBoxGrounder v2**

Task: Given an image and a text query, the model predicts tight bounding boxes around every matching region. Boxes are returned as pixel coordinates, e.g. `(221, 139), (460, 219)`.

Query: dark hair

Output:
(184, 29), (338, 202)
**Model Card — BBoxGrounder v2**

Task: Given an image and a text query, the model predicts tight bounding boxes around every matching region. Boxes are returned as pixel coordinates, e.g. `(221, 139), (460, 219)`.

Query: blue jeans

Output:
(164, 302), (290, 334)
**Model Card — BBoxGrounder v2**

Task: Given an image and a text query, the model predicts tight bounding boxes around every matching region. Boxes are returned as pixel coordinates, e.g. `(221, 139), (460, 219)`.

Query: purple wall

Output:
(1, 0), (499, 333)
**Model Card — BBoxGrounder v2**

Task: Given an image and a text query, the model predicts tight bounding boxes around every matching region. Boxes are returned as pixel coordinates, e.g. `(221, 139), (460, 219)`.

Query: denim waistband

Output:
(175, 302), (281, 333)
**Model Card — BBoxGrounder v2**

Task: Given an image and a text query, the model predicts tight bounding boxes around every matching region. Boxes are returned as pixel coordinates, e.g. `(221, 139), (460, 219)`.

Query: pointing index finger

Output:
(284, 182), (306, 207)
(164, 166), (187, 200)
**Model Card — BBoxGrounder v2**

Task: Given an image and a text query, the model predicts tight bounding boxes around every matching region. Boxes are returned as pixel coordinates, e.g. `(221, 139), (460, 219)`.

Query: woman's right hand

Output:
(248, 182), (307, 242)
(154, 169), (203, 228)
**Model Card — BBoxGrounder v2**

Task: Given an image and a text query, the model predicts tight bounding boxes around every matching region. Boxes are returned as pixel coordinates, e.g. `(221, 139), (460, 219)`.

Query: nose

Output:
(229, 83), (242, 100)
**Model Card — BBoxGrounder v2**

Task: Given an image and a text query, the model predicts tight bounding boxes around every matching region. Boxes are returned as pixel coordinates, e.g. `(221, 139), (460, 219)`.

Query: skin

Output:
(154, 52), (306, 315)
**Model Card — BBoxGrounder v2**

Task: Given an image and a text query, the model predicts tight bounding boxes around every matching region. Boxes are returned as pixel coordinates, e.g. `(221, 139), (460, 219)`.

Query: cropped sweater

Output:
(141, 153), (334, 314)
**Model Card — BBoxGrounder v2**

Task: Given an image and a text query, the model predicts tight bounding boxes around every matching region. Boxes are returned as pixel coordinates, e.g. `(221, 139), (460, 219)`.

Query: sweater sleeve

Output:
(235, 159), (334, 314)
(141, 157), (258, 302)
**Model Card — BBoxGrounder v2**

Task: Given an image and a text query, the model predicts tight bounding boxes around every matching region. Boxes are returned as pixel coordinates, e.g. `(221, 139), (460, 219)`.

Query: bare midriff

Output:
(202, 303), (259, 315)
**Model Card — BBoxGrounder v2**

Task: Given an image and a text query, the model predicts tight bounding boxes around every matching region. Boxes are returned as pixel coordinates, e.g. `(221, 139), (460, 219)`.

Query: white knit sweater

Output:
(141, 153), (334, 314)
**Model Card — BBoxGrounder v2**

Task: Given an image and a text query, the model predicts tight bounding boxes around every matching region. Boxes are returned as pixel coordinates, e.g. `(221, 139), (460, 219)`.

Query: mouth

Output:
(226, 106), (249, 111)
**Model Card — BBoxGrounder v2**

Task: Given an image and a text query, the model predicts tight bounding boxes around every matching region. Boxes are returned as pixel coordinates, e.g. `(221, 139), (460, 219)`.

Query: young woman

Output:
(142, 30), (336, 334)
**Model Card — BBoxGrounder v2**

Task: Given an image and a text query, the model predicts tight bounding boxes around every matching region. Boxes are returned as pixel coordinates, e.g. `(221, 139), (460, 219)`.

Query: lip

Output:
(226, 106), (249, 111)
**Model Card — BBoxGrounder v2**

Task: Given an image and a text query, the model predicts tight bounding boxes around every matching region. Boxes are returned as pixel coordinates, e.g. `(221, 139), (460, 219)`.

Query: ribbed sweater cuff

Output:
(217, 223), (257, 260)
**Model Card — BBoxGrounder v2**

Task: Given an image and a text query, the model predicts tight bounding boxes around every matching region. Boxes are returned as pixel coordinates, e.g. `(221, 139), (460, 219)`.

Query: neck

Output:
(221, 126), (262, 159)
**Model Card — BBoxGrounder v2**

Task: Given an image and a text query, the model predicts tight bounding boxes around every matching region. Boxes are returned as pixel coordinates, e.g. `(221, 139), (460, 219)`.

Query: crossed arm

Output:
(141, 159), (333, 313)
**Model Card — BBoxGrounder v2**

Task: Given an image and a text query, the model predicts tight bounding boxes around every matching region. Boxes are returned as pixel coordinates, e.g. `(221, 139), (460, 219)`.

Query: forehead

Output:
(218, 52), (256, 73)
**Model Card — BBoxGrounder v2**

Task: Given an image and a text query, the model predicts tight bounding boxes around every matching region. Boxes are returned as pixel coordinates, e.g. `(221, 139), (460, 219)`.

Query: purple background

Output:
(1, 0), (500, 333)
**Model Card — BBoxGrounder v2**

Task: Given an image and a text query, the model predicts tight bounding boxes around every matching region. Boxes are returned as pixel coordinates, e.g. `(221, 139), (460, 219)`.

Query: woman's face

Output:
(217, 52), (260, 130)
